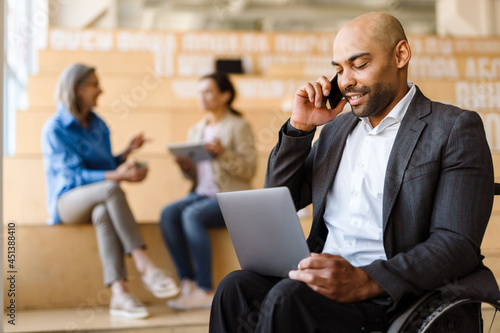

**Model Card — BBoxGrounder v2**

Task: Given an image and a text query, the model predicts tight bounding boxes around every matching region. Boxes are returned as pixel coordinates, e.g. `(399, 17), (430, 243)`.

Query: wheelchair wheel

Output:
(399, 298), (500, 333)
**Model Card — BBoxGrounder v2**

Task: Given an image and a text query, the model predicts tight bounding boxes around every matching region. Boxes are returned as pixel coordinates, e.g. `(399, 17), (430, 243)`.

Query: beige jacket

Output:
(187, 111), (257, 193)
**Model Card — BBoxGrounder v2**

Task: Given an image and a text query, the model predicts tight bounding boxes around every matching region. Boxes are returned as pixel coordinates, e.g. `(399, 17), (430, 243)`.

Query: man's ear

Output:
(395, 40), (411, 69)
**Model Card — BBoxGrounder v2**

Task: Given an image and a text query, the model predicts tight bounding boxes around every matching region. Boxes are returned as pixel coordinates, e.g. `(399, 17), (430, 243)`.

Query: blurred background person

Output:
(160, 72), (257, 310)
(41, 63), (179, 319)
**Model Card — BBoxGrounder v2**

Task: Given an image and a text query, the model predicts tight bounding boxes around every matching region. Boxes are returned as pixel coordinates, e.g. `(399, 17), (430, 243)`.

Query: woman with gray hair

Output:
(41, 63), (179, 319)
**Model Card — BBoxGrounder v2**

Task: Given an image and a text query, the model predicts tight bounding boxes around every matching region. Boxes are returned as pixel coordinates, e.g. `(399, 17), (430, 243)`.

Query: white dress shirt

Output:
(195, 123), (221, 197)
(322, 83), (416, 267)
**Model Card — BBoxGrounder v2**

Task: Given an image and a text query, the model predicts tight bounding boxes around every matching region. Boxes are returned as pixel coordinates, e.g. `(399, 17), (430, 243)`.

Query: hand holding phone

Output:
(290, 75), (346, 132)
(327, 75), (343, 109)
(135, 161), (148, 169)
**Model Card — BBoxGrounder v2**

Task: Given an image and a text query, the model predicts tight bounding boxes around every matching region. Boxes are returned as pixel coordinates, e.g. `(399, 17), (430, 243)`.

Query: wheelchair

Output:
(385, 183), (500, 332)
(386, 291), (500, 332)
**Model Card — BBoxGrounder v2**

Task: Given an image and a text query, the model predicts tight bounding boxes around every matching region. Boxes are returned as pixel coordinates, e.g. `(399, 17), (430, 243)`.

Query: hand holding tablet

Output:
(166, 142), (214, 163)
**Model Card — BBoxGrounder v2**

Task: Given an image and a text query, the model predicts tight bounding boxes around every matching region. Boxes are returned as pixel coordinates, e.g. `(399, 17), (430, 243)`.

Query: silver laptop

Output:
(216, 187), (310, 277)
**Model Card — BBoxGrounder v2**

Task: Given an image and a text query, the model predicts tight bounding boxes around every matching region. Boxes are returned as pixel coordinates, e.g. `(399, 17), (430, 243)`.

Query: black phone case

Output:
(328, 75), (343, 109)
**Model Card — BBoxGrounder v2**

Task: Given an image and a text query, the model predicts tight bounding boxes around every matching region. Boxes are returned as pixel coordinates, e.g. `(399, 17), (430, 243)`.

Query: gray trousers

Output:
(57, 180), (145, 285)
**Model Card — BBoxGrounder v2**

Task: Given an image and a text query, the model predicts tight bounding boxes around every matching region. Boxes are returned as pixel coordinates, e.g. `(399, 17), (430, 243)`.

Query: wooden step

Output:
(26, 75), (302, 109)
(3, 154), (270, 225)
(27, 74), (182, 109)
(4, 150), (500, 252)
(27, 72), (500, 117)
(3, 155), (187, 224)
(259, 54), (500, 81)
(1, 216), (312, 311)
(4, 305), (210, 333)
(1, 224), (239, 311)
(15, 108), (289, 155)
(4, 299), (500, 333)
(38, 50), (155, 75)
(15, 108), (202, 156)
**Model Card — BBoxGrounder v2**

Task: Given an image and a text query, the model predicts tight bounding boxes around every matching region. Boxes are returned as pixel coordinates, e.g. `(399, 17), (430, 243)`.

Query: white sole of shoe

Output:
(151, 286), (181, 299)
(166, 300), (212, 311)
(109, 308), (149, 319)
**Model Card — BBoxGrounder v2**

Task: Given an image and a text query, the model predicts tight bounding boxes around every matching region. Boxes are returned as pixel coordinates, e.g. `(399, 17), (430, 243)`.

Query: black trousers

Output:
(209, 270), (392, 333)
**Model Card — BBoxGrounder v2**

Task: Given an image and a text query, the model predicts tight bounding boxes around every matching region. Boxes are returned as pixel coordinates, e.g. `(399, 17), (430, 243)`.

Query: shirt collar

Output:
(56, 102), (76, 128)
(56, 102), (95, 128)
(201, 108), (232, 126)
(360, 82), (416, 132)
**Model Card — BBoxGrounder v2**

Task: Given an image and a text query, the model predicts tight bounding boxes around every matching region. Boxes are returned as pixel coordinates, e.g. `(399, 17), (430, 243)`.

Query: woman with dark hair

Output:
(41, 63), (179, 319)
(160, 72), (257, 310)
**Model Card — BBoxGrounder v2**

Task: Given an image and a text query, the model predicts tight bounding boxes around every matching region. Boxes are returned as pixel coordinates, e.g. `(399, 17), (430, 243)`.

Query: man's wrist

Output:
(361, 274), (386, 300)
(289, 119), (316, 133)
(286, 119), (316, 137)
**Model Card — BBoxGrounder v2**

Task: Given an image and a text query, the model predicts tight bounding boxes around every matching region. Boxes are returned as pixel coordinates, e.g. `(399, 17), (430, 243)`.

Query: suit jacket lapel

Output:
(382, 87), (431, 231)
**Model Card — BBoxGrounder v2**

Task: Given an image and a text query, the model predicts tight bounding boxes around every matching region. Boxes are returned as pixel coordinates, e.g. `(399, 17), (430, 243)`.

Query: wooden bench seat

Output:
(37, 50), (155, 75)
(2, 223), (239, 310)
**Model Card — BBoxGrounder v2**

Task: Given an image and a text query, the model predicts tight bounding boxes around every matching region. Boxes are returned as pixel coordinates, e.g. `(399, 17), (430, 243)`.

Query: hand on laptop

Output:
(288, 253), (385, 303)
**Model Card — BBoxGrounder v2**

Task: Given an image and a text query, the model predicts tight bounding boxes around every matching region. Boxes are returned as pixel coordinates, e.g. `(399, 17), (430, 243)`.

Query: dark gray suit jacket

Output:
(265, 87), (500, 311)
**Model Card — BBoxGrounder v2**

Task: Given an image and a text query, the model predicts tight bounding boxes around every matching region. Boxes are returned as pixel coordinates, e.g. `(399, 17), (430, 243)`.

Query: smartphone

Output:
(135, 161), (148, 169)
(327, 75), (343, 109)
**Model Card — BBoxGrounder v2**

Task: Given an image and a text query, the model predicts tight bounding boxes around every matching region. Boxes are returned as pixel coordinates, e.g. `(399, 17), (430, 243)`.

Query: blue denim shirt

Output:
(41, 102), (121, 224)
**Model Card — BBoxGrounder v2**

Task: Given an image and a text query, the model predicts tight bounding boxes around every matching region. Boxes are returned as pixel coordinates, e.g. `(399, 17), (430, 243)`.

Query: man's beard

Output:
(346, 81), (398, 120)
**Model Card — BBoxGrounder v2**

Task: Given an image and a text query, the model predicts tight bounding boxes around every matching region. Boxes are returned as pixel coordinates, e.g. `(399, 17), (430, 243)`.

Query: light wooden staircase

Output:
(2, 45), (307, 333)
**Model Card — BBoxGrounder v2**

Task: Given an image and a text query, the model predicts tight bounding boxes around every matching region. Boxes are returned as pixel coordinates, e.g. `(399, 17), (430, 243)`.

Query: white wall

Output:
(49, 0), (117, 28)
(437, 0), (497, 36)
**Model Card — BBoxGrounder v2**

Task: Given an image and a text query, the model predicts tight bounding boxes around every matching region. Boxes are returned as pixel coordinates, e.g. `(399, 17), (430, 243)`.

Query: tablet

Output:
(166, 142), (213, 162)
(216, 187), (310, 277)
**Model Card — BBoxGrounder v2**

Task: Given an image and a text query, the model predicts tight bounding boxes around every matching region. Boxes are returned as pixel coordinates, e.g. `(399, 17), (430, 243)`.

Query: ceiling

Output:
(116, 0), (437, 34)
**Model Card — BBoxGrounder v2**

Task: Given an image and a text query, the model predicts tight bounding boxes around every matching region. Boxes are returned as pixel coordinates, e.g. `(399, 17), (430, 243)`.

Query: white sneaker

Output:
(142, 268), (180, 299)
(179, 279), (196, 297)
(109, 292), (149, 319)
(167, 283), (214, 310)
(166, 279), (194, 308)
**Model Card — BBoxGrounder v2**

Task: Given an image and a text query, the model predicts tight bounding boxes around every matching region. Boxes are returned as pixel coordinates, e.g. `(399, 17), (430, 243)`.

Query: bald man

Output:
(209, 12), (500, 333)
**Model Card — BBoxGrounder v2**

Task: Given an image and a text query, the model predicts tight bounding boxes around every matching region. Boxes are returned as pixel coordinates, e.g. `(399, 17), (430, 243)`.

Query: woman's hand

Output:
(121, 133), (150, 162)
(107, 158), (148, 182)
(175, 156), (194, 172)
(204, 138), (224, 156)
(128, 132), (148, 151)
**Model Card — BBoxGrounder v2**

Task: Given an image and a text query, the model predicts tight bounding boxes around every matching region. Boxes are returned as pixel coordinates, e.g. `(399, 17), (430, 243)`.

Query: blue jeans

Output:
(159, 192), (225, 290)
